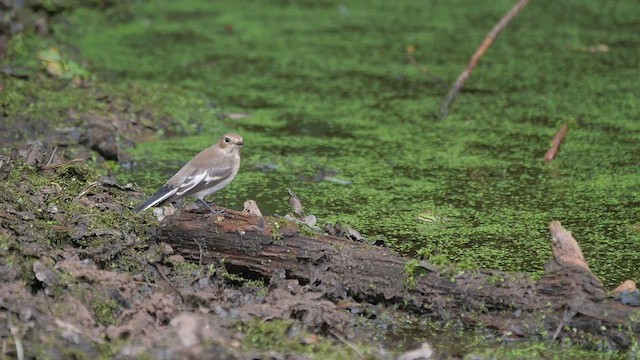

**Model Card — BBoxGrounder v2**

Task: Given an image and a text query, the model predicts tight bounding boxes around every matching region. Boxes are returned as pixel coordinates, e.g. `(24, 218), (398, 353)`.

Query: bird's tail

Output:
(134, 184), (177, 213)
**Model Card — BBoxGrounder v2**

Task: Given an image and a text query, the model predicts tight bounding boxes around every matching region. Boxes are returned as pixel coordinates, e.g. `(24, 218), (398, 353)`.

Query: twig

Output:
(8, 314), (24, 360)
(133, 281), (159, 288)
(551, 306), (576, 342)
(551, 306), (567, 342)
(153, 263), (184, 303)
(439, 0), (530, 117)
(46, 146), (58, 167)
(406, 46), (428, 75)
(75, 181), (99, 200)
(39, 158), (83, 170)
(328, 329), (364, 359)
(544, 123), (569, 162)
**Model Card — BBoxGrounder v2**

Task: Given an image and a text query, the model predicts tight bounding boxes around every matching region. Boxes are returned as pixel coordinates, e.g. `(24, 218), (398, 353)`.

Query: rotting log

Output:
(157, 212), (640, 347)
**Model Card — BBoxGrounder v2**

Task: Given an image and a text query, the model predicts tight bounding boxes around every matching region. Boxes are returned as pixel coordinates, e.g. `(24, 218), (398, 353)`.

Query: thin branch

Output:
(153, 263), (184, 303)
(8, 314), (24, 360)
(544, 123), (569, 162)
(406, 46), (428, 76)
(551, 306), (568, 342)
(39, 158), (83, 171)
(439, 0), (530, 117)
(75, 181), (99, 201)
(328, 329), (364, 359)
(45, 146), (58, 167)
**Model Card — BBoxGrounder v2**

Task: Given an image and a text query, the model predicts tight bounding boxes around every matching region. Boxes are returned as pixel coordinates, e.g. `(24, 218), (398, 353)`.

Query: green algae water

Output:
(12, 0), (640, 289)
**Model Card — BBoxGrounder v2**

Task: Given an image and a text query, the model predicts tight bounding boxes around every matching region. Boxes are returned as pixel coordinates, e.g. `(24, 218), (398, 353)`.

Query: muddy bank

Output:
(0, 145), (416, 359)
(1, 144), (639, 359)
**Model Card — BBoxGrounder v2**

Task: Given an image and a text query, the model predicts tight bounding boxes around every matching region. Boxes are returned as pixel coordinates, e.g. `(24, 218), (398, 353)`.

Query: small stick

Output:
(439, 0), (531, 117)
(544, 123), (569, 162)
(153, 263), (184, 303)
(39, 158), (83, 170)
(552, 306), (577, 342)
(406, 46), (428, 75)
(328, 329), (364, 359)
(75, 181), (99, 200)
(46, 146), (58, 167)
(551, 306), (568, 342)
(8, 314), (24, 360)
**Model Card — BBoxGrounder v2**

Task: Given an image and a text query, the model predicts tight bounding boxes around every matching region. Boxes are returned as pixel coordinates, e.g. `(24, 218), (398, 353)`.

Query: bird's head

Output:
(218, 133), (244, 153)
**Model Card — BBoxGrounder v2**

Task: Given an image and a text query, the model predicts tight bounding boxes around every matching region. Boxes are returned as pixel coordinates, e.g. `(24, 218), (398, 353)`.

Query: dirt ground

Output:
(0, 118), (426, 359)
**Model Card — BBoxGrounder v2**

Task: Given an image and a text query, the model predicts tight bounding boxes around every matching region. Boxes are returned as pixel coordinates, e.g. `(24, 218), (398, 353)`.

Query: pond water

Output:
(50, 0), (640, 288)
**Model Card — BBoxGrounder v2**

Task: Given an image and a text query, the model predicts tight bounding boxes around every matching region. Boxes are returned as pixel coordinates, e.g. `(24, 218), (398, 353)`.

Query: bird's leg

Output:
(197, 198), (225, 215)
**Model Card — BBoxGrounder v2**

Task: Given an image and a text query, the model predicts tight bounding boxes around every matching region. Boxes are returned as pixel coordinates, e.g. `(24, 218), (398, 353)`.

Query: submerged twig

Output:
(406, 46), (428, 76)
(439, 0), (530, 117)
(544, 123), (569, 162)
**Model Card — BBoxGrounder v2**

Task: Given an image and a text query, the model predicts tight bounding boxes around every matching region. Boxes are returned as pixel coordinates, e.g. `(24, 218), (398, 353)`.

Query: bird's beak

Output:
(236, 141), (244, 147)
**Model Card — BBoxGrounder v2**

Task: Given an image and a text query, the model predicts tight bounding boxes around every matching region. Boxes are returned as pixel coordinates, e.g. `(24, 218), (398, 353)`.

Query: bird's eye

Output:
(224, 137), (230, 143)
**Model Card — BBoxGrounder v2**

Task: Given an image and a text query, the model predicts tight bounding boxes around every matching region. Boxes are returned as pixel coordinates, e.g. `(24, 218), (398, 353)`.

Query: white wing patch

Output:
(176, 172), (207, 196)
(204, 173), (224, 183)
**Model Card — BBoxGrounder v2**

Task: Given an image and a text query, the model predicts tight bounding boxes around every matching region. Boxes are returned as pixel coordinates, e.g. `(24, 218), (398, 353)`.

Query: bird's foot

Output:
(207, 207), (227, 215)
(198, 199), (226, 216)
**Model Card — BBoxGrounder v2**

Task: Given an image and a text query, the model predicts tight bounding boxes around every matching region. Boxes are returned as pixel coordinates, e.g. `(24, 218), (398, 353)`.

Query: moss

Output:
(142, 243), (163, 264)
(89, 295), (119, 326)
(269, 219), (283, 243)
(485, 274), (505, 285)
(240, 319), (368, 359)
(403, 258), (428, 288)
(0, 159), (154, 276)
(470, 342), (625, 359)
(298, 223), (320, 238)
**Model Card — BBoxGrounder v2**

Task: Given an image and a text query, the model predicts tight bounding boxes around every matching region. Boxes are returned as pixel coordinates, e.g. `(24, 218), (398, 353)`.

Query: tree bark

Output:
(156, 211), (639, 347)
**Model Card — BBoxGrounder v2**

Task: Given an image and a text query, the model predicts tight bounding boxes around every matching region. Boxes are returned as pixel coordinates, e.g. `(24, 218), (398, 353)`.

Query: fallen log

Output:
(157, 211), (639, 348)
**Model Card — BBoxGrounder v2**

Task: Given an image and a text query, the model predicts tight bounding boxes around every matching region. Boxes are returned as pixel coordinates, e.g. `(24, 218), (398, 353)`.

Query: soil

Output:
(0, 143), (412, 359)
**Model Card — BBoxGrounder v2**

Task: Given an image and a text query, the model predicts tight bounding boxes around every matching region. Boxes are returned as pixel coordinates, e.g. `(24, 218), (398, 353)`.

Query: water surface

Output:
(47, 0), (640, 287)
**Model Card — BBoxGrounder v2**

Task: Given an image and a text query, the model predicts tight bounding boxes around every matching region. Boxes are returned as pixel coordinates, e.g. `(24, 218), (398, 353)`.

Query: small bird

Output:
(134, 133), (243, 213)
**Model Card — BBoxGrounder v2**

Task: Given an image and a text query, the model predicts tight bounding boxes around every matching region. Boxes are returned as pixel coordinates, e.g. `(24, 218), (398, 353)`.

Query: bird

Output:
(134, 133), (243, 213)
